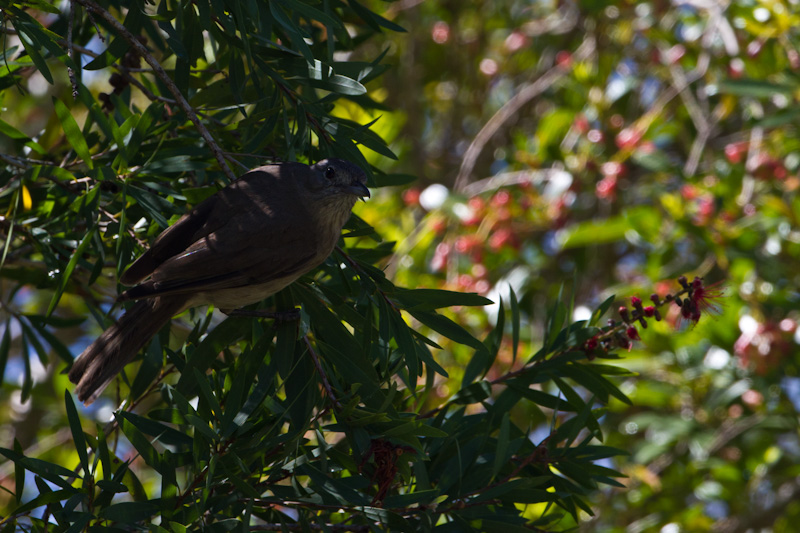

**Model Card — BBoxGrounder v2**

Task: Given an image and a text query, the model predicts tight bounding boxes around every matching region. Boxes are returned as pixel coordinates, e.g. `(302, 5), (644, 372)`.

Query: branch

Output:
(304, 335), (341, 410)
(74, 0), (237, 183)
(453, 35), (596, 192)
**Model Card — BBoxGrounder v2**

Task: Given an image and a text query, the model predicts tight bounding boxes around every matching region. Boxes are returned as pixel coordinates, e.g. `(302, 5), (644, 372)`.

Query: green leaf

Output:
(46, 227), (97, 318)
(306, 60), (367, 95)
(718, 79), (795, 98)
(361, 506), (414, 531)
(300, 463), (370, 505)
(536, 109), (574, 160)
(82, 5), (143, 71)
(117, 411), (193, 447)
(127, 185), (175, 228)
(509, 287), (520, 363)
(374, 173), (418, 187)
(0, 118), (30, 140)
(13, 439), (23, 503)
(64, 390), (89, 476)
(0, 448), (78, 489)
(559, 214), (630, 249)
(176, 317), (251, 395)
(192, 367), (223, 423)
(755, 108), (800, 129)
(450, 381), (492, 405)
(116, 413), (162, 470)
(8, 488), (78, 516)
(408, 309), (487, 354)
(592, 295), (615, 325)
(492, 413), (511, 479)
(53, 98), (93, 169)
(276, 0), (344, 31)
(348, 0), (406, 32)
(471, 477), (551, 503)
(269, 2), (314, 62)
(382, 420), (447, 438)
(394, 289), (493, 311)
(561, 363), (632, 406)
(11, 20), (53, 84)
(390, 309), (420, 384)
(99, 501), (159, 523)
(0, 321), (10, 384)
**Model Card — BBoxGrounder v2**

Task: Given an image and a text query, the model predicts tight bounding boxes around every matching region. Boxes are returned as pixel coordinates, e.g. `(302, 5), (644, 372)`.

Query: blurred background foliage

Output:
(1, 0), (800, 531)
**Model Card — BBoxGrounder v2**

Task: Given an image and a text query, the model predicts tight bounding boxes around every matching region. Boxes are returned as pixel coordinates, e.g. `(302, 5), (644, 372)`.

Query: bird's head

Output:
(305, 158), (370, 201)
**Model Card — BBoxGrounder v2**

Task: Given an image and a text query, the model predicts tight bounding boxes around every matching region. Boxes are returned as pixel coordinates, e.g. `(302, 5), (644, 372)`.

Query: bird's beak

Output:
(347, 182), (371, 199)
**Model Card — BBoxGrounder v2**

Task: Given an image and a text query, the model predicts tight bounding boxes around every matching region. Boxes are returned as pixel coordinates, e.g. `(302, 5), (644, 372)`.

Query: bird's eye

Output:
(325, 166), (336, 180)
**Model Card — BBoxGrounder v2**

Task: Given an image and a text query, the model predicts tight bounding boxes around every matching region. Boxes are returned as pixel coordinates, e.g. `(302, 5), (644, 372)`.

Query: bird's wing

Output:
(151, 216), (317, 292)
(120, 193), (221, 286)
(120, 168), (321, 300)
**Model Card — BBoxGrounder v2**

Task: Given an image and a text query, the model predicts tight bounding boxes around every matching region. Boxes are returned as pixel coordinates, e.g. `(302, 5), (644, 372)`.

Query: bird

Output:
(69, 158), (369, 404)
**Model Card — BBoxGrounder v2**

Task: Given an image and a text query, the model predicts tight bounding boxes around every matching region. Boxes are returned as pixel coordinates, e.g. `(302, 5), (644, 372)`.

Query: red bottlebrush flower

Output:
(601, 161), (625, 178)
(615, 127), (643, 149)
(432, 21), (450, 44)
(584, 335), (599, 360)
(676, 277), (725, 327)
(455, 235), (480, 254)
(728, 58), (745, 78)
(490, 190), (511, 207)
(431, 218), (448, 235)
(693, 196), (715, 226)
(457, 273), (474, 290)
(587, 129), (604, 143)
(555, 50), (572, 69)
(661, 44), (686, 65)
(468, 196), (486, 212)
(689, 278), (725, 317)
(574, 115), (590, 134)
(681, 184), (699, 200)
(489, 227), (517, 251)
(724, 142), (746, 164)
(584, 336), (599, 351)
(402, 188), (421, 206)
(616, 334), (632, 351)
(596, 175), (618, 200)
(430, 242), (450, 272)
(789, 48), (800, 70)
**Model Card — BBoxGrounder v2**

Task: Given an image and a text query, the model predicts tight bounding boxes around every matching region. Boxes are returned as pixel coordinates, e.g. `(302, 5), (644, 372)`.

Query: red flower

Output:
(677, 277), (725, 327)
(690, 277), (725, 316)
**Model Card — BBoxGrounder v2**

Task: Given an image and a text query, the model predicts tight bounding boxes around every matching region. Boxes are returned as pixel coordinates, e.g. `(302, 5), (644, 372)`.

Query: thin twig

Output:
(59, 40), (177, 105)
(304, 335), (341, 409)
(74, 0), (236, 182)
(67, 0), (78, 98)
(453, 36), (596, 192)
(249, 523), (370, 532)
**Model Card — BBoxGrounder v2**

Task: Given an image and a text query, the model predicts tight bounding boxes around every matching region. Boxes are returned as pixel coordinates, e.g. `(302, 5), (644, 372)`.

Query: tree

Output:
(2, 1), (798, 532)
(0, 1), (636, 531)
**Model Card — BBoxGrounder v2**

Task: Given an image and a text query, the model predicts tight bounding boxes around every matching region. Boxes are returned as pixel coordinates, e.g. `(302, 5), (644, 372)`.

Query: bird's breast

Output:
(192, 277), (298, 312)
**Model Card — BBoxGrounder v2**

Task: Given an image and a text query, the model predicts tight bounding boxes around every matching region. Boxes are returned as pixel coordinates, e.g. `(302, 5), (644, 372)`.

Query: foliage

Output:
(0, 0), (636, 532)
(1, 0), (799, 532)
(365, 1), (800, 531)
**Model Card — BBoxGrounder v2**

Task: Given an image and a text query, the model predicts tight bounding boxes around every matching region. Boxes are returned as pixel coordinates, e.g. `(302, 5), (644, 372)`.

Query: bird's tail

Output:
(69, 296), (186, 405)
